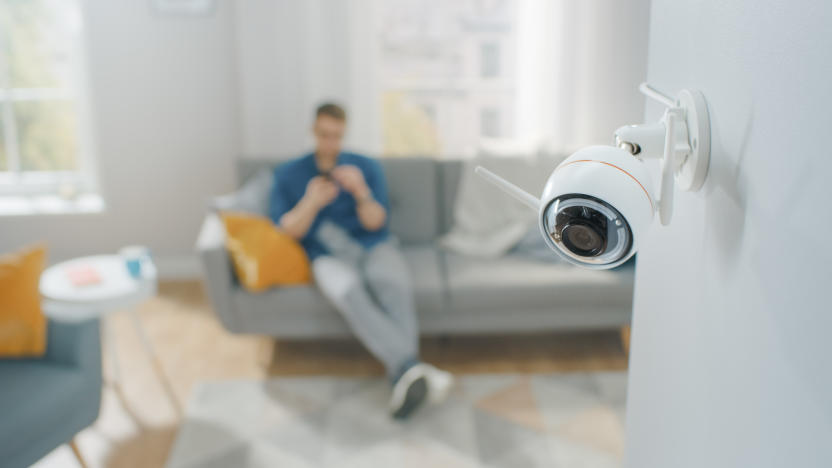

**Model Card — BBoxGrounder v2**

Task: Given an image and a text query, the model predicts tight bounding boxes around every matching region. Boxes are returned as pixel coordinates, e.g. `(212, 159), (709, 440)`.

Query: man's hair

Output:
(316, 102), (347, 121)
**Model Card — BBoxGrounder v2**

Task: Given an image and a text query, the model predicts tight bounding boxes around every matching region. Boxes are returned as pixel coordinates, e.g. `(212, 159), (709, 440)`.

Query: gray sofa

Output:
(197, 157), (634, 338)
(0, 319), (102, 468)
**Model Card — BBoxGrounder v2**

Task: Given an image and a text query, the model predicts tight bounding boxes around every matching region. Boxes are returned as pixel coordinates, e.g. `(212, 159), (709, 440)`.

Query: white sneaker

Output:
(389, 364), (430, 419)
(424, 364), (454, 404)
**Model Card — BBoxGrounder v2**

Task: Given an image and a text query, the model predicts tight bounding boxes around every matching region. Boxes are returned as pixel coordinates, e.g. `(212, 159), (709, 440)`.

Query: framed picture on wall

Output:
(151, 0), (216, 17)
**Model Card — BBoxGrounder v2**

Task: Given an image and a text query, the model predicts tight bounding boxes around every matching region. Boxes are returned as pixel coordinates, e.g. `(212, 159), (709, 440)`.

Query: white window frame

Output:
(0, 0), (99, 199)
(480, 106), (500, 138)
(480, 41), (500, 79)
(378, 1), (517, 158)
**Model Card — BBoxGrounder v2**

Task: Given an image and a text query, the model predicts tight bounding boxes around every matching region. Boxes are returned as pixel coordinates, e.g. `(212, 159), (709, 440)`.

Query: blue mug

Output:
(120, 246), (151, 279)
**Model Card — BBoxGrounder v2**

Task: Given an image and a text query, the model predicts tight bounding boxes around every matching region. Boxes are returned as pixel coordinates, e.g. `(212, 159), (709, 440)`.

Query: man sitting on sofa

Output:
(269, 102), (452, 419)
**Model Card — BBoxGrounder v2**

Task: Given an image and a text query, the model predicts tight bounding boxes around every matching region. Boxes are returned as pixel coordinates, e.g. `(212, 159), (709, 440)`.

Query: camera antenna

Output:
(639, 82), (675, 107)
(474, 166), (540, 211)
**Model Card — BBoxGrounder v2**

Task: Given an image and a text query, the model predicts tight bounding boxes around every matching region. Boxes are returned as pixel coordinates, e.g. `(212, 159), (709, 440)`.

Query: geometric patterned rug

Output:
(166, 372), (627, 468)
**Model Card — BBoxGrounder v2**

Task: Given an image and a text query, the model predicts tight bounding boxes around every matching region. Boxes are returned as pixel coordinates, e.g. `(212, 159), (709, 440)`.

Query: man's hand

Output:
(303, 176), (339, 209)
(332, 165), (370, 200)
(281, 176), (338, 240)
(332, 164), (386, 231)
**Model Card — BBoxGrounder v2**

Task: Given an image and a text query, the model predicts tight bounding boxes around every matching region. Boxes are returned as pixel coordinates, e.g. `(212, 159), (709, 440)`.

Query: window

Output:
(480, 42), (499, 78)
(480, 107), (500, 138)
(0, 0), (95, 199)
(379, 0), (516, 158)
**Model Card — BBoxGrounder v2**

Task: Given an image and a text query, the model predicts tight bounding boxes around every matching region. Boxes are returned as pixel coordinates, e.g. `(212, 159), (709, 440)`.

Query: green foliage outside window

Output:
(0, 0), (80, 172)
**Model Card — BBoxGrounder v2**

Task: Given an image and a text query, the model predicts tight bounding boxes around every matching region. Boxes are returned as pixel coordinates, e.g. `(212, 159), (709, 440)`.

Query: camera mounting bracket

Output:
(673, 88), (711, 193)
(614, 85), (711, 225)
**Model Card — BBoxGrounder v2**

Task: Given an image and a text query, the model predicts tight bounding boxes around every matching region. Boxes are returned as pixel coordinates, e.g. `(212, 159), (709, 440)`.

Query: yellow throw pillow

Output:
(0, 245), (48, 357)
(221, 212), (312, 292)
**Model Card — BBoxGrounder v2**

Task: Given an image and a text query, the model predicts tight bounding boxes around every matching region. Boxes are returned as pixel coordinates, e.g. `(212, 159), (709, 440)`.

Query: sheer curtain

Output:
(516, 0), (651, 154)
(234, 0), (650, 159)
(234, 0), (382, 157)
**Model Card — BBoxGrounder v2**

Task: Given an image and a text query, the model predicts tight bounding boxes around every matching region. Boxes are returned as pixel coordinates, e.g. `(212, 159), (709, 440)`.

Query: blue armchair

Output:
(0, 319), (102, 468)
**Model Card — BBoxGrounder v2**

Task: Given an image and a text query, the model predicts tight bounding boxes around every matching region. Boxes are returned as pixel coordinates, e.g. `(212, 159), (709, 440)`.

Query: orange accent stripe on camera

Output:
(557, 159), (655, 213)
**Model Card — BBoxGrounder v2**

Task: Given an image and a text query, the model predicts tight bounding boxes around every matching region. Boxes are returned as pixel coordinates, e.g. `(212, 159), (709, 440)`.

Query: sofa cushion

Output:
(237, 158), (284, 186)
(0, 245), (47, 358)
(399, 245), (445, 314)
(232, 284), (336, 330)
(221, 212), (312, 291)
(443, 253), (635, 313)
(379, 158), (439, 243)
(438, 160), (463, 235)
(213, 169), (273, 216)
(231, 245), (446, 336)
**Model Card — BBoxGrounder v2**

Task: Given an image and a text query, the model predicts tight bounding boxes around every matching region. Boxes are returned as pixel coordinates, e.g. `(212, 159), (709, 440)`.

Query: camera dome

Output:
(538, 146), (656, 269)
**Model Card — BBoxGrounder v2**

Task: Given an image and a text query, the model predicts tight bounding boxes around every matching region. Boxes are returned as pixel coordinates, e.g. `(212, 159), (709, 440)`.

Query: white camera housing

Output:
(539, 146), (655, 268)
(476, 85), (710, 269)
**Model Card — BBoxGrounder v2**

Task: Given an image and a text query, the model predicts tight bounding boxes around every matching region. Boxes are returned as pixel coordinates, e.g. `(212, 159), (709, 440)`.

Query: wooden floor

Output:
(38, 280), (628, 468)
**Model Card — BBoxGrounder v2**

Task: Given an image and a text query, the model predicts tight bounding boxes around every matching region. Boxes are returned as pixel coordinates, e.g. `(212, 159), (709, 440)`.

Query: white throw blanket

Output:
(441, 153), (563, 258)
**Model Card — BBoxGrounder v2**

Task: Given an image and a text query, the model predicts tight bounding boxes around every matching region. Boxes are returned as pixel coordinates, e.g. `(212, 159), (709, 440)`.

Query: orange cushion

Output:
(0, 245), (48, 357)
(221, 212), (312, 292)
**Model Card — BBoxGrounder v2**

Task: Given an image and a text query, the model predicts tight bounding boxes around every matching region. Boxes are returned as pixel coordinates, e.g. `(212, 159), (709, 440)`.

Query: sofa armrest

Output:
(44, 319), (101, 373)
(196, 213), (240, 332)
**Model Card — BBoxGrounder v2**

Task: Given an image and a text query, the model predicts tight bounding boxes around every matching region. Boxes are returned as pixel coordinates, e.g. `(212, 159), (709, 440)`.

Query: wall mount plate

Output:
(675, 89), (710, 192)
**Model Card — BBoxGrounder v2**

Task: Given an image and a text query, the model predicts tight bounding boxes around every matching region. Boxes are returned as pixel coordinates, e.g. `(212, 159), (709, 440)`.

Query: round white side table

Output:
(39, 255), (181, 414)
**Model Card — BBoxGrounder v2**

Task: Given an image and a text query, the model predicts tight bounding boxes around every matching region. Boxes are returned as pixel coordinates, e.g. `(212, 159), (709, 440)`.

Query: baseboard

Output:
(154, 254), (201, 280)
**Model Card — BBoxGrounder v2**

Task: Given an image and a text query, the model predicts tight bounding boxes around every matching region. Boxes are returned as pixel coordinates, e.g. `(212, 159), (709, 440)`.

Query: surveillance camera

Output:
(475, 85), (711, 270)
(540, 145), (656, 268)
(476, 145), (654, 269)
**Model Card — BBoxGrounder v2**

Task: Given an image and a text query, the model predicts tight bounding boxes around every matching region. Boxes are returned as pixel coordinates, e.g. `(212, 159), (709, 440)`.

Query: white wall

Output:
(0, 0), (238, 275)
(626, 1), (832, 467)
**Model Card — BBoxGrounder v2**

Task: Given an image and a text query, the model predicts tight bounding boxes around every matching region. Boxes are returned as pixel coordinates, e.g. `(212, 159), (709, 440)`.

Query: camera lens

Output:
(542, 194), (632, 267)
(554, 205), (608, 257)
(562, 221), (606, 256)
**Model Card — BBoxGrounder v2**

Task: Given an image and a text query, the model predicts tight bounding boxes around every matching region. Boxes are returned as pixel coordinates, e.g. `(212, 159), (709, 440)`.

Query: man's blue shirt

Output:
(269, 152), (391, 260)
